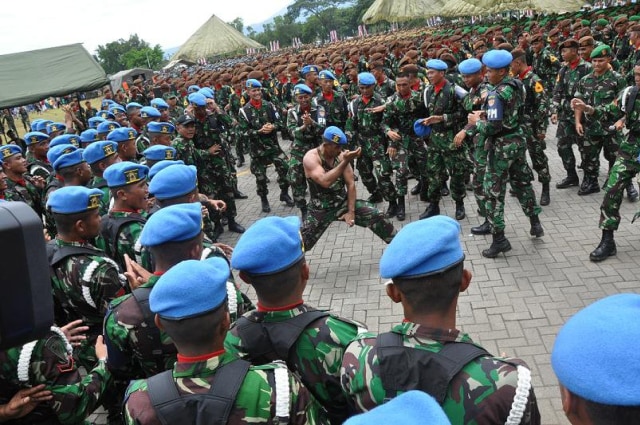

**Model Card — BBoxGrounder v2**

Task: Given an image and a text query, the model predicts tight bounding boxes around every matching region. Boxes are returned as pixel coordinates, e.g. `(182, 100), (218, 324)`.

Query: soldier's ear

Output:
(154, 314), (164, 331)
(385, 282), (402, 303)
(460, 268), (471, 293)
(238, 271), (252, 284)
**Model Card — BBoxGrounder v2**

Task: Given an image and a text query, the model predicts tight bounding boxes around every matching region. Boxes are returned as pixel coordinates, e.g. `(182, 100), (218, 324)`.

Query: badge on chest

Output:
(486, 92), (503, 121)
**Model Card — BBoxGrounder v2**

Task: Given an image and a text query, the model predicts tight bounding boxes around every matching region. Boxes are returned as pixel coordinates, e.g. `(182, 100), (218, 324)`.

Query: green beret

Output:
(590, 44), (612, 59)
(502, 27), (512, 33)
(596, 18), (609, 26)
(631, 15), (640, 22)
(582, 19), (591, 26)
(477, 27), (487, 34)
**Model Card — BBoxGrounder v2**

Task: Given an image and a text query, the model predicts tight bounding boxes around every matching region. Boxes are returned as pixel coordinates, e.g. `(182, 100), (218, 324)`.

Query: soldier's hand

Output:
(387, 146), (397, 159)
(208, 199), (227, 212)
(214, 242), (234, 259)
(302, 113), (312, 126)
(339, 211), (356, 227)
(342, 147), (362, 162)
(60, 319), (89, 347)
(614, 119), (624, 131)
(208, 144), (222, 155)
(31, 176), (45, 189)
(124, 254), (152, 290)
(0, 385), (52, 421)
(575, 122), (584, 136)
(454, 130), (467, 147)
(536, 133), (546, 141)
(467, 111), (482, 125)
(95, 335), (107, 362)
(386, 130), (401, 142)
(550, 113), (558, 125)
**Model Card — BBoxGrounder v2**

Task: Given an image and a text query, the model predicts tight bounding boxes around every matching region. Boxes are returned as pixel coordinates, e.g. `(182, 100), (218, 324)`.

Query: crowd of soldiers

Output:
(2, 2), (640, 424)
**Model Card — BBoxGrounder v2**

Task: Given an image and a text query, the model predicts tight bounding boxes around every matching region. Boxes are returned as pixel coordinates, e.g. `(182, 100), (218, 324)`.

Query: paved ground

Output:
(92, 125), (640, 424)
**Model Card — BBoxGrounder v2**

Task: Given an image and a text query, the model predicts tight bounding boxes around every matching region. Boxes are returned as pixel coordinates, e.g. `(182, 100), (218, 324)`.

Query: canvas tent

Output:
(172, 14), (264, 61)
(109, 68), (154, 91)
(439, 0), (585, 16)
(362, 0), (446, 24)
(0, 43), (109, 109)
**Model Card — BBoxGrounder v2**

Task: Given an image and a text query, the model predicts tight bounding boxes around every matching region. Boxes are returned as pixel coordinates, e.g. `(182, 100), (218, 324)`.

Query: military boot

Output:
(300, 205), (308, 221)
(410, 179), (423, 195)
(385, 198), (398, 218)
(578, 177), (600, 196)
(367, 191), (384, 203)
(482, 231), (512, 258)
(260, 195), (271, 213)
(556, 170), (579, 189)
(455, 202), (465, 220)
(419, 203), (440, 220)
(396, 196), (406, 221)
(540, 183), (550, 206)
(441, 181), (450, 197)
(233, 188), (248, 199)
(279, 190), (295, 207)
(627, 182), (639, 202)
(529, 215), (544, 237)
(471, 219), (491, 235)
(589, 229), (617, 262)
(227, 218), (245, 234)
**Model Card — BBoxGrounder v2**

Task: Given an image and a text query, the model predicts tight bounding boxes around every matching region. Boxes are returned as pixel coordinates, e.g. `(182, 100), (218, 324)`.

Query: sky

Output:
(0, 0), (292, 55)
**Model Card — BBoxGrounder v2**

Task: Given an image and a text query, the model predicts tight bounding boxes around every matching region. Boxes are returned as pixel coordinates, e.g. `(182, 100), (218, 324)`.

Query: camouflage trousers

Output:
(472, 135), (489, 217)
(301, 199), (396, 250)
(556, 120), (584, 172)
(524, 124), (551, 184)
(393, 136), (428, 196)
(484, 137), (542, 233)
(357, 140), (397, 201)
(250, 150), (290, 196)
(582, 134), (619, 180)
(198, 159), (238, 219)
(288, 150), (308, 209)
(232, 129), (248, 159)
(426, 146), (467, 203)
(599, 144), (640, 231)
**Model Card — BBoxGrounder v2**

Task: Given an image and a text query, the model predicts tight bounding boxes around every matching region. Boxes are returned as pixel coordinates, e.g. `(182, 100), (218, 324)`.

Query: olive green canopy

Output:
(362, 0), (447, 24)
(439, 0), (585, 17)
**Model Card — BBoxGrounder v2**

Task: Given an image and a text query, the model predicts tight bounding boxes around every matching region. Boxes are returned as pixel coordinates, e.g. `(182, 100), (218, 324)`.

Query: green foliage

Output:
(95, 34), (164, 74)
(228, 17), (244, 33)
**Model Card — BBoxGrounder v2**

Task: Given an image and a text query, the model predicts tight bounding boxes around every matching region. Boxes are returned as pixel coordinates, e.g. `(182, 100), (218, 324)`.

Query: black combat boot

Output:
(213, 219), (224, 240)
(236, 155), (245, 167)
(410, 179), (423, 195)
(627, 182), (639, 202)
(280, 190), (295, 207)
(578, 177), (600, 196)
(556, 170), (579, 189)
(441, 181), (450, 197)
(233, 188), (248, 199)
(589, 230), (617, 262)
(227, 218), (245, 234)
(385, 198), (398, 218)
(540, 183), (550, 206)
(455, 202), (465, 220)
(419, 203), (440, 220)
(367, 191), (383, 203)
(529, 215), (544, 237)
(482, 231), (512, 258)
(396, 196), (406, 221)
(300, 205), (308, 221)
(471, 219), (491, 235)
(260, 195), (271, 213)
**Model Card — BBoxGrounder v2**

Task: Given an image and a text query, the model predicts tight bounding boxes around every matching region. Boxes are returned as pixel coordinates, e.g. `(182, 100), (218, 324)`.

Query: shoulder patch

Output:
(44, 334), (72, 366)
(534, 81), (544, 93)
(549, 55), (558, 63)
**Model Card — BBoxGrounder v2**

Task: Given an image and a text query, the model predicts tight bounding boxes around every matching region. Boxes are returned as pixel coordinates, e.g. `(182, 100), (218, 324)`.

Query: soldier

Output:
(341, 216), (541, 425)
(79, 128), (100, 148)
(18, 106), (30, 132)
(145, 121), (175, 148)
(611, 16), (631, 63)
(468, 50), (543, 258)
(123, 257), (323, 424)
(23, 131), (52, 180)
(84, 141), (120, 216)
(573, 45), (633, 197)
(371, 61), (396, 100)
(382, 71), (429, 221)
(315, 70), (349, 130)
(418, 59), (466, 221)
(346, 72), (398, 216)
(97, 120), (120, 141)
(511, 48), (552, 206)
(135, 106), (161, 155)
(107, 127), (139, 162)
(578, 36), (596, 63)
(301, 65), (322, 96)
(226, 215), (366, 424)
(141, 145), (176, 168)
(164, 92), (184, 124)
(530, 33), (560, 96)
(150, 98), (171, 123)
(2, 110), (18, 136)
(551, 294), (640, 425)
(621, 24), (640, 85)
(551, 39), (592, 190)
(1, 144), (45, 217)
(301, 126), (395, 250)
(238, 79), (294, 213)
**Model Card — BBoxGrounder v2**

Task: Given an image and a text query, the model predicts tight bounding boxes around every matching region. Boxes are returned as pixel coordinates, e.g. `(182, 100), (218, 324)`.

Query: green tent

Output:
(0, 43), (109, 109)
(439, 0), (584, 17)
(362, 0), (447, 23)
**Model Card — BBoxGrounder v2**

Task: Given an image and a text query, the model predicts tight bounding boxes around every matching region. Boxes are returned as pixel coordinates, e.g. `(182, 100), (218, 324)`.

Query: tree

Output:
(228, 17), (244, 33)
(286, 0), (353, 40)
(95, 34), (164, 74)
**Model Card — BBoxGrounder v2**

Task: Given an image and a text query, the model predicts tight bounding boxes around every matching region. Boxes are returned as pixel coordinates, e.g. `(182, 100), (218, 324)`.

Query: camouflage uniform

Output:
(519, 67), (551, 184)
(135, 129), (151, 159)
(478, 77), (541, 233)
(215, 85), (233, 110)
(238, 100), (291, 197)
(375, 77), (396, 100)
(619, 46), (640, 85)
(167, 105), (184, 124)
(124, 354), (323, 425)
(612, 33), (631, 63)
(531, 47), (560, 95)
(4, 176), (43, 217)
(26, 155), (53, 180)
(88, 175), (111, 216)
(346, 93), (397, 202)
(225, 304), (366, 423)
(227, 90), (247, 161)
(101, 210), (148, 272)
(0, 328), (112, 425)
(287, 104), (324, 209)
(314, 90), (349, 130)
(301, 148), (395, 250)
(340, 322), (541, 425)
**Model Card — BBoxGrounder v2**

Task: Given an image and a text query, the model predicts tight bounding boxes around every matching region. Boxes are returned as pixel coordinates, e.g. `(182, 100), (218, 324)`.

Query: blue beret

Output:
(301, 65), (319, 75)
(482, 49), (513, 69)
(231, 216), (304, 275)
(293, 84), (313, 96)
(187, 84), (201, 93)
(24, 132), (49, 146)
(35, 120), (53, 132)
(0, 144), (22, 160)
(143, 145), (177, 161)
(140, 106), (161, 119)
(148, 160), (184, 180)
(380, 216), (464, 279)
(147, 122), (175, 134)
(150, 257), (230, 319)
(30, 119), (44, 131)
(87, 116), (106, 129)
(102, 99), (116, 107)
(140, 203), (202, 246)
(47, 144), (77, 164)
(104, 161), (149, 187)
(323, 126), (347, 145)
(53, 148), (85, 171)
(426, 59), (448, 71)
(188, 92), (207, 107)
(414, 119), (432, 138)
(245, 79), (262, 89)
(319, 70), (336, 80)
(49, 134), (80, 149)
(150, 98), (169, 109)
(97, 120), (121, 135)
(458, 58), (483, 75)
(552, 293), (640, 405)
(149, 164), (197, 199)
(107, 127), (138, 143)
(79, 129), (99, 145)
(97, 110), (116, 120)
(83, 141), (118, 164)
(46, 186), (103, 214)
(126, 102), (143, 111)
(46, 122), (66, 135)
(344, 391), (450, 425)
(358, 72), (376, 85)
(198, 88), (215, 99)
(109, 105), (126, 115)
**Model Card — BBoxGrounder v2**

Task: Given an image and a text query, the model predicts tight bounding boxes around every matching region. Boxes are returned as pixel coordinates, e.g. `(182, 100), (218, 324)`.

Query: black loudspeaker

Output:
(0, 202), (53, 350)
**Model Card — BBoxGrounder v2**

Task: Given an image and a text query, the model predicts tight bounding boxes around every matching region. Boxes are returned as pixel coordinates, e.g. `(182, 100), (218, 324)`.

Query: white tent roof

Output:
(362, 0), (446, 23)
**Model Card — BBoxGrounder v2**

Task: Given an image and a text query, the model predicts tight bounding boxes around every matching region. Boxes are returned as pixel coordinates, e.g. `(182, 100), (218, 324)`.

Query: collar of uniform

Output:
(55, 237), (95, 248)
(174, 350), (234, 377)
(323, 91), (334, 102)
(392, 321), (467, 343)
(249, 99), (262, 109)
(433, 79), (447, 95)
(177, 349), (225, 363)
(111, 209), (141, 214)
(569, 58), (580, 70)
(518, 66), (533, 80)
(257, 300), (304, 312)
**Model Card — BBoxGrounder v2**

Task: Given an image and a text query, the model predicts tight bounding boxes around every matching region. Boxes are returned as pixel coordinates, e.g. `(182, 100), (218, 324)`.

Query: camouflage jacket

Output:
(0, 329), (112, 425)
(287, 104), (324, 158)
(620, 45), (640, 85)
(422, 80), (465, 150)
(375, 77), (396, 101)
(193, 111), (233, 149)
(345, 93), (386, 150)
(340, 322), (541, 425)
(461, 82), (492, 139)
(531, 47), (560, 81)
(238, 100), (283, 158)
(382, 90), (428, 149)
(215, 85), (233, 109)
(88, 176), (110, 216)
(574, 68), (626, 136)
(594, 84), (640, 156)
(124, 353), (324, 425)
(227, 91), (246, 118)
(101, 210), (148, 272)
(27, 156), (53, 180)
(168, 105), (184, 125)
(225, 303), (365, 423)
(476, 76), (525, 142)
(5, 175), (43, 217)
(314, 90), (349, 130)
(551, 59), (592, 119)
(613, 33), (631, 62)
(518, 67), (549, 132)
